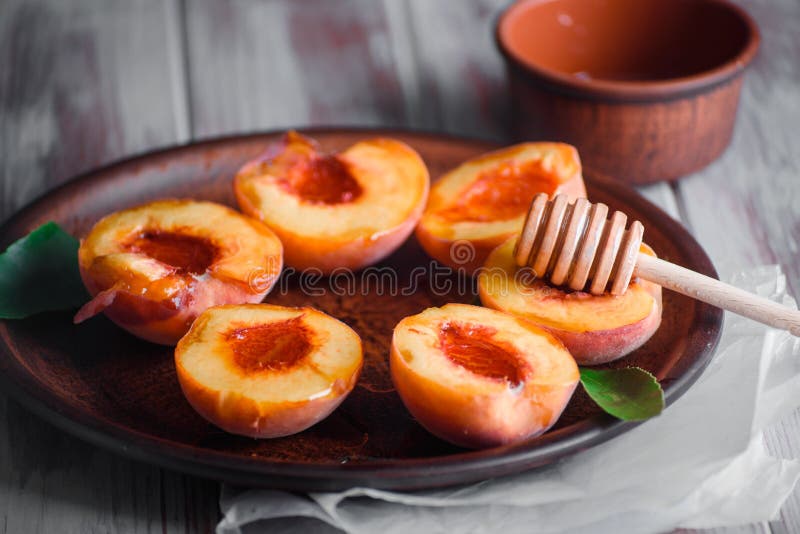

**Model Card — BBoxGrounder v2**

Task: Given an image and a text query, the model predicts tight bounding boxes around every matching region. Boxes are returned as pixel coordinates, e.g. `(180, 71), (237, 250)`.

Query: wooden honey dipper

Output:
(514, 193), (800, 336)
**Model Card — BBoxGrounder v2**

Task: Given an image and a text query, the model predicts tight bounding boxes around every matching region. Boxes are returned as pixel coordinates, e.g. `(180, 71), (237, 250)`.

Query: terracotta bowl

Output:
(496, 0), (760, 184)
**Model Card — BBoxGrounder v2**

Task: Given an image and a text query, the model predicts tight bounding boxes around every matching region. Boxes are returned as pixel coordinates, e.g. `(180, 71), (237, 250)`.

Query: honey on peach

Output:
(75, 199), (283, 345)
(390, 304), (579, 449)
(479, 237), (662, 365)
(234, 131), (429, 273)
(175, 304), (363, 438)
(416, 142), (586, 274)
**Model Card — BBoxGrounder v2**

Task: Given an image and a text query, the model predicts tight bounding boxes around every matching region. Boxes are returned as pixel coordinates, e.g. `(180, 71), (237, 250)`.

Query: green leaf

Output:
(579, 367), (665, 421)
(0, 222), (89, 319)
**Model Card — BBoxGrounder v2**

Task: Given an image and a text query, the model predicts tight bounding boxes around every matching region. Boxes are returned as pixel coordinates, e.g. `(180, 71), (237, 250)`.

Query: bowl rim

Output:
(495, 0), (761, 102)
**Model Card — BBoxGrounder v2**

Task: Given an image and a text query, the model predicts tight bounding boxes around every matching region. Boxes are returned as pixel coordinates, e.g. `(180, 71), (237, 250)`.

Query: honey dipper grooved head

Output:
(514, 193), (644, 296)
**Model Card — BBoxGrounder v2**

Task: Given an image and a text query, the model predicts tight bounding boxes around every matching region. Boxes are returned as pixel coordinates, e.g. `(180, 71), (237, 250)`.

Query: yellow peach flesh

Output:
(390, 303), (579, 449)
(76, 199), (283, 345)
(234, 132), (429, 272)
(478, 237), (662, 364)
(416, 142), (587, 273)
(175, 304), (363, 438)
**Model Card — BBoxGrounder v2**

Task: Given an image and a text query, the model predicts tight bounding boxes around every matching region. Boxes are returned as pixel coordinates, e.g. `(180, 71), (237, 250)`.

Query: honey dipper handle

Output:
(635, 253), (800, 336)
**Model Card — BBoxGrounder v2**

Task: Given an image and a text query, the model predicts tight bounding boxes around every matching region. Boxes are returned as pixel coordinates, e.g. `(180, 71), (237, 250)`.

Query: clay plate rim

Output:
(0, 127), (723, 491)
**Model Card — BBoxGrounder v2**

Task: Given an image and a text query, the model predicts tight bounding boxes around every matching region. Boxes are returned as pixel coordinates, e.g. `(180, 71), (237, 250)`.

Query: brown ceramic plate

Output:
(0, 128), (722, 491)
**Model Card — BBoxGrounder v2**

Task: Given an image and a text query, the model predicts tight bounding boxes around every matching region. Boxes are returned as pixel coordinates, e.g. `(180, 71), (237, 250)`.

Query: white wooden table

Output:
(1, 0), (798, 532)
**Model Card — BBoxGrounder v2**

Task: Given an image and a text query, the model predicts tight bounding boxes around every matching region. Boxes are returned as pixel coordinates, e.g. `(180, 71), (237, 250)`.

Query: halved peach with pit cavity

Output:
(234, 131), (429, 273)
(75, 199), (283, 345)
(415, 142), (586, 274)
(390, 303), (579, 449)
(478, 237), (662, 365)
(175, 304), (363, 438)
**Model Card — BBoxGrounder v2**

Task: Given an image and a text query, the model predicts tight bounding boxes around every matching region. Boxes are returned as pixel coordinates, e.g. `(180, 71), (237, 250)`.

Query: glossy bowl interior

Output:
(498, 0), (758, 96)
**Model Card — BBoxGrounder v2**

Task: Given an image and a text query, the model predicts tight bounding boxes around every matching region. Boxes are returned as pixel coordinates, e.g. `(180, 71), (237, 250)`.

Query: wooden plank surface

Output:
(674, 1), (800, 532)
(1, 0), (798, 532)
(677, 0), (800, 291)
(397, 0), (510, 140)
(0, 1), (217, 532)
(184, 0), (410, 137)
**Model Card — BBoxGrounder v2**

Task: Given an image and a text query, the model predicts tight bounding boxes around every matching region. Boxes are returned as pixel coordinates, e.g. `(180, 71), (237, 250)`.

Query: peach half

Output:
(175, 304), (363, 438)
(390, 303), (579, 449)
(415, 142), (587, 274)
(234, 131), (429, 273)
(75, 199), (283, 345)
(478, 238), (662, 365)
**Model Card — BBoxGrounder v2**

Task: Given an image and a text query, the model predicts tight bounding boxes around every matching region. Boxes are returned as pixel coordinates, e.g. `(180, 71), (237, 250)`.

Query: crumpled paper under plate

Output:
(218, 266), (800, 534)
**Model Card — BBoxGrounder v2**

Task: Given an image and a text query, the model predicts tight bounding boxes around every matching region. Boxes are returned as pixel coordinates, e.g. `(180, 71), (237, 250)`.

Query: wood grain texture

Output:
(634, 254), (800, 334)
(0, 0), (189, 218)
(678, 0), (800, 293)
(0, 0), (217, 532)
(638, 183), (682, 222)
(183, 0), (409, 138)
(675, 1), (800, 532)
(0, 0), (797, 531)
(403, 0), (510, 140)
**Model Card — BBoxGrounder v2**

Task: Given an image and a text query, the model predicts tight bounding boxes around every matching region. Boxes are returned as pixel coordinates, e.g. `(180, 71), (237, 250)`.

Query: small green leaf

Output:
(0, 222), (89, 319)
(579, 367), (664, 421)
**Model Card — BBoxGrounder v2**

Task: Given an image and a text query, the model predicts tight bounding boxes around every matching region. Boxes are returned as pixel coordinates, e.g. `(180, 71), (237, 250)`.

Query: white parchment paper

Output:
(218, 266), (800, 534)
